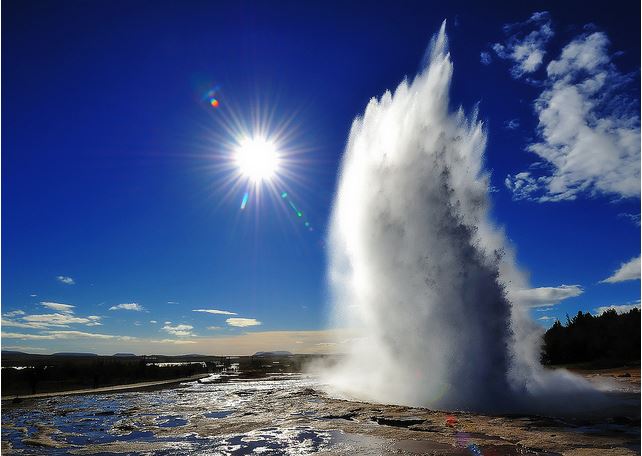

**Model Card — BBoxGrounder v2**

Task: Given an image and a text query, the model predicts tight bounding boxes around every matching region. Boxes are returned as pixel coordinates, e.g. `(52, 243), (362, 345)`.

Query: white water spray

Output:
(323, 22), (595, 413)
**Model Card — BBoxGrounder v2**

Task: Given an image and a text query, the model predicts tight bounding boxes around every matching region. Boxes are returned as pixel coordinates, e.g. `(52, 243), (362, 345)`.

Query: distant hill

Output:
(1, 350), (27, 355)
(253, 351), (293, 357)
(52, 352), (98, 357)
(112, 353), (137, 357)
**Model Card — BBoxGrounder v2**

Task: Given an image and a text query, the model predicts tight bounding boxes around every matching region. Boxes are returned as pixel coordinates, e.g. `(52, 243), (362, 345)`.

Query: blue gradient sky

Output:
(2, 0), (639, 354)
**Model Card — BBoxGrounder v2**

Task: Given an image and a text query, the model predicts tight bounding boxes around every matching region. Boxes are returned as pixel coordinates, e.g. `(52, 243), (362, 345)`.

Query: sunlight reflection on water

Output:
(1, 375), (353, 455)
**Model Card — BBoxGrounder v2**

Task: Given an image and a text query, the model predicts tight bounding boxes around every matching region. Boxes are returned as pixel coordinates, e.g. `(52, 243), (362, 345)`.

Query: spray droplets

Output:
(322, 21), (591, 413)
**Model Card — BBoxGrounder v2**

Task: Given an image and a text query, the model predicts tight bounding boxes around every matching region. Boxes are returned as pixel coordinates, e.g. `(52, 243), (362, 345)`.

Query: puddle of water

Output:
(216, 427), (334, 455)
(156, 415), (188, 428)
(391, 440), (562, 456)
(204, 410), (233, 419)
(65, 430), (156, 445)
(392, 439), (467, 454)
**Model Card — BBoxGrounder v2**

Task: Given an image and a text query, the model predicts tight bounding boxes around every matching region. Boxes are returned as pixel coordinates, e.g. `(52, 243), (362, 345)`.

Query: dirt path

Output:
(1, 373), (210, 401)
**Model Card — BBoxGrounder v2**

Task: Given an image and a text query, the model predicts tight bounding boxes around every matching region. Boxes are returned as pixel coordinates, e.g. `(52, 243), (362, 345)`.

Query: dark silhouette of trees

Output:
(0, 353), (352, 396)
(541, 308), (640, 366)
(1, 356), (212, 396)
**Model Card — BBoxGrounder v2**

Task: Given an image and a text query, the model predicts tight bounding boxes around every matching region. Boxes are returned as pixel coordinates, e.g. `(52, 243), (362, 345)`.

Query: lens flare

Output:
(240, 191), (249, 210)
(235, 137), (279, 183)
(281, 191), (313, 231)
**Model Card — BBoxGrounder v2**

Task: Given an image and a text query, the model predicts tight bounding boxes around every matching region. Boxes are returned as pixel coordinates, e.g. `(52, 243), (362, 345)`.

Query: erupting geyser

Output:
(323, 22), (594, 412)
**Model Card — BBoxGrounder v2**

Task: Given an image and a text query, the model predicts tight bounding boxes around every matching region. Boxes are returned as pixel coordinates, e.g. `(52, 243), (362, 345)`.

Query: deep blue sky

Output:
(2, 0), (640, 354)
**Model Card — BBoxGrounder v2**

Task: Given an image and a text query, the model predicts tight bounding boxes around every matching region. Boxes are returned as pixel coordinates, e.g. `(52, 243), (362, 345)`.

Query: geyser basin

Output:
(323, 21), (596, 413)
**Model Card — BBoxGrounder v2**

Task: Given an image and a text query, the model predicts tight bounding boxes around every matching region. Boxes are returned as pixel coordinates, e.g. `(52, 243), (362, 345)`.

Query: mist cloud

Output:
(322, 22), (595, 413)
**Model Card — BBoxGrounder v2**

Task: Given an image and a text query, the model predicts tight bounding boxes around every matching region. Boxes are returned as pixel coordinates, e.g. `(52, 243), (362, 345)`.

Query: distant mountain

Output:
(1, 350), (27, 355)
(253, 351), (293, 357)
(52, 352), (98, 357)
(112, 353), (137, 357)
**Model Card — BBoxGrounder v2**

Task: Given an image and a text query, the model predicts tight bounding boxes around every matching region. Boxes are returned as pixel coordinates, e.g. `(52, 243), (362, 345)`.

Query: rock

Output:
(372, 416), (425, 427)
(321, 411), (358, 421)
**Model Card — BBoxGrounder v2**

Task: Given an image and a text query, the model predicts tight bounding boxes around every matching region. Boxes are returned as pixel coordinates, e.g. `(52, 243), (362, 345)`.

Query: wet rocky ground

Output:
(1, 372), (639, 455)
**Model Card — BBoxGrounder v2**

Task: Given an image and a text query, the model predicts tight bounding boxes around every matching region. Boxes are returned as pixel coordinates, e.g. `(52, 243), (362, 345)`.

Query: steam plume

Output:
(323, 22), (595, 412)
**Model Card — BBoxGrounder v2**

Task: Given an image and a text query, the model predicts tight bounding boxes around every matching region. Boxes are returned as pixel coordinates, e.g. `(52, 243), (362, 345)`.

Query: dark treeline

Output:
(1, 352), (328, 396)
(1, 357), (211, 396)
(541, 308), (640, 366)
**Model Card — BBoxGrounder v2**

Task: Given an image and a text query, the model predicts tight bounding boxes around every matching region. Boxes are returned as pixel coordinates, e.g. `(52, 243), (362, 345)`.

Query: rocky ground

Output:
(1, 370), (639, 455)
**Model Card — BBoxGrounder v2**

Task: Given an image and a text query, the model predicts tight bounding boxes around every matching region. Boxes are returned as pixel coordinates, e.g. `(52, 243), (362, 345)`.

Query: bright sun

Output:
(235, 137), (279, 182)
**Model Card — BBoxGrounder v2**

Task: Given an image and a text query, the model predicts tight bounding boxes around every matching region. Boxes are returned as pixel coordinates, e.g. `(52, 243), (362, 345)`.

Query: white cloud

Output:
(1, 318), (50, 329)
(537, 315), (556, 321)
(2, 345), (48, 352)
(192, 309), (237, 316)
(600, 256), (641, 283)
(162, 324), (194, 337)
(504, 119), (520, 130)
(618, 213), (641, 226)
(206, 326), (222, 330)
(492, 11), (553, 78)
(85, 316), (102, 326)
(23, 313), (101, 327)
(515, 284), (583, 307)
(2, 308), (102, 329)
(2, 330), (118, 340)
(505, 30), (640, 201)
(46, 330), (115, 339)
(594, 302), (641, 315)
(226, 318), (262, 328)
(150, 320), (158, 324)
(504, 171), (546, 200)
(157, 339), (197, 344)
(3, 310), (25, 318)
(109, 303), (144, 311)
(480, 51), (492, 65)
(1, 331), (56, 340)
(57, 275), (75, 285)
(40, 302), (75, 313)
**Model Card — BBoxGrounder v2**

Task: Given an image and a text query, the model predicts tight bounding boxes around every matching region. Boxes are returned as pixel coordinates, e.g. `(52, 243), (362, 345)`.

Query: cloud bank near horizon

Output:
(0, 329), (349, 356)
